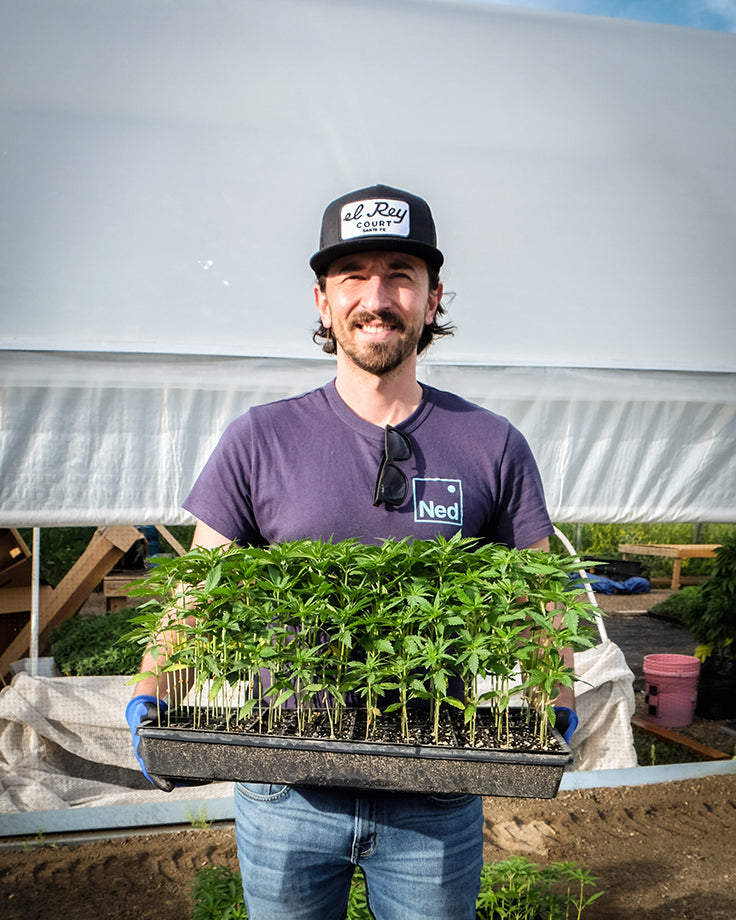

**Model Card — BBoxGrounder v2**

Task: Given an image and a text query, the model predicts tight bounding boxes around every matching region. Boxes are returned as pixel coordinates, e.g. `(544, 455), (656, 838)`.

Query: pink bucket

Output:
(643, 654), (700, 728)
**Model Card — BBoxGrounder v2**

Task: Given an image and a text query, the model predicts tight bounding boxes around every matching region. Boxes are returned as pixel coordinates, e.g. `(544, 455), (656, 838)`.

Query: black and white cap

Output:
(309, 184), (444, 275)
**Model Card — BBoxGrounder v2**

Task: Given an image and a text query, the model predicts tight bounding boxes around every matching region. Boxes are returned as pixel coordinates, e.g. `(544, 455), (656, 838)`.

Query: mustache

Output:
(350, 310), (405, 331)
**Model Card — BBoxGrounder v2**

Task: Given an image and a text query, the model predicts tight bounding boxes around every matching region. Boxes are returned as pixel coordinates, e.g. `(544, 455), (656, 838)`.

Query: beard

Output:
(332, 310), (423, 376)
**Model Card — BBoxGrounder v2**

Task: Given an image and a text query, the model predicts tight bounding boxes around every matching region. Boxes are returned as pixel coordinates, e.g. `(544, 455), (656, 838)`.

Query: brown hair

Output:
(312, 266), (455, 356)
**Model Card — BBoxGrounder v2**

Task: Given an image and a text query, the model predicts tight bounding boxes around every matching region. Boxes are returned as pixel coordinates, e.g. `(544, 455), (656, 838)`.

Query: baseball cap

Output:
(309, 184), (444, 275)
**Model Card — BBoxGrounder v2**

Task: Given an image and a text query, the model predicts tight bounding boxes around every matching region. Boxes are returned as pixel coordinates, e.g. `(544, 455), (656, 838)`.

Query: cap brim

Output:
(310, 237), (444, 275)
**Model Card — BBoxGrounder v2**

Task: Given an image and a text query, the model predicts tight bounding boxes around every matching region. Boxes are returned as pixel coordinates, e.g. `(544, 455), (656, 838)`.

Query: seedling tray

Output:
(137, 708), (573, 798)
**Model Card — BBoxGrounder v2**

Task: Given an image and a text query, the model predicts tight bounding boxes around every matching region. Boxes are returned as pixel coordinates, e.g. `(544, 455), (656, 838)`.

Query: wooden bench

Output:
(619, 543), (720, 591)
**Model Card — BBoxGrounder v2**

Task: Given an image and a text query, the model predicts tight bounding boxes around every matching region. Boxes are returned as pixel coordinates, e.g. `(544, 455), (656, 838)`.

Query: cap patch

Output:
(340, 198), (410, 241)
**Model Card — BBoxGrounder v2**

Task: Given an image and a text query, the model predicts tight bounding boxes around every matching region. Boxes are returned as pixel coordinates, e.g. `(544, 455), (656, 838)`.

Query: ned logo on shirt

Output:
(412, 478), (463, 527)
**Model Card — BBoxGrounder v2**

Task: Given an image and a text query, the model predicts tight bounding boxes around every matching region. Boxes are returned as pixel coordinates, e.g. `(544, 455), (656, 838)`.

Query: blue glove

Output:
(553, 706), (579, 744)
(125, 694), (175, 791)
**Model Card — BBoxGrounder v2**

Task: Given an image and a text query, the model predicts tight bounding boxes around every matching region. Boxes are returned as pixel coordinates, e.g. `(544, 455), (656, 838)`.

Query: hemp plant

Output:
(475, 857), (602, 919)
(125, 534), (599, 748)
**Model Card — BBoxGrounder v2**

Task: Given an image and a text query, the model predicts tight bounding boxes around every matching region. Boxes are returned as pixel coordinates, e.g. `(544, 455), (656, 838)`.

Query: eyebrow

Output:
(386, 257), (419, 272)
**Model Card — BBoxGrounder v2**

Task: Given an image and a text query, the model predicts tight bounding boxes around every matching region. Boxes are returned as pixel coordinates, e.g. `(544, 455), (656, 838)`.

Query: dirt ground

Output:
(1, 590), (735, 919)
(1, 773), (734, 920)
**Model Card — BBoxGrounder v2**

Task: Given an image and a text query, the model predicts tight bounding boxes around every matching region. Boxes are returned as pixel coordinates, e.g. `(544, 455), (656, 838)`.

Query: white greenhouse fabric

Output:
(1, 352), (734, 526)
(1, 0), (735, 373)
(1, 0), (735, 525)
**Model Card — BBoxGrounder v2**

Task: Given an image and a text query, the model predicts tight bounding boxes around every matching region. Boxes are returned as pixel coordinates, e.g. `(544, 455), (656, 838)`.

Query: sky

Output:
(468, 0), (736, 31)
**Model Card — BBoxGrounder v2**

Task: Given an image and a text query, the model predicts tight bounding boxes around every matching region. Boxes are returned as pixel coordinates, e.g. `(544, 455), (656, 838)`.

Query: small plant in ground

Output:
(190, 859), (600, 919)
(631, 727), (711, 766)
(190, 865), (247, 920)
(22, 830), (56, 851)
(186, 804), (212, 828)
(190, 865), (372, 919)
(126, 535), (599, 749)
(475, 856), (602, 919)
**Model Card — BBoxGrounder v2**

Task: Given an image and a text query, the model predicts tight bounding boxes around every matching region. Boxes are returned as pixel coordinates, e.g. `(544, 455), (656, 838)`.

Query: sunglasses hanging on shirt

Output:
(373, 425), (412, 507)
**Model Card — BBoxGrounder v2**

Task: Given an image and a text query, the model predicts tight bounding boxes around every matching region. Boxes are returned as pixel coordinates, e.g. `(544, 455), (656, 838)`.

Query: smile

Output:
(358, 322), (398, 335)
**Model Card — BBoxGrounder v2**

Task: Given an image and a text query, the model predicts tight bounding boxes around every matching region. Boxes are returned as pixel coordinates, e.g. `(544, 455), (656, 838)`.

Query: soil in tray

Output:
(161, 706), (563, 755)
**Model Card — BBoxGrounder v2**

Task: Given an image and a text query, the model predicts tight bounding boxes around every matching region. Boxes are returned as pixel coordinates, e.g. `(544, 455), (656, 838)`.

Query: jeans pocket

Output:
(236, 781), (292, 802)
(426, 792), (478, 807)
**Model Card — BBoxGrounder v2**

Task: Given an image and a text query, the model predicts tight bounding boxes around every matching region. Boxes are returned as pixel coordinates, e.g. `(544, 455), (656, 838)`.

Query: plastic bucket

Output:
(643, 654), (700, 728)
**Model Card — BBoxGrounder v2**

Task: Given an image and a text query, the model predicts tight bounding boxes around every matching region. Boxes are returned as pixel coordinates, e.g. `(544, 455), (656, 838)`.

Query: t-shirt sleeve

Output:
(491, 425), (553, 549)
(182, 413), (263, 545)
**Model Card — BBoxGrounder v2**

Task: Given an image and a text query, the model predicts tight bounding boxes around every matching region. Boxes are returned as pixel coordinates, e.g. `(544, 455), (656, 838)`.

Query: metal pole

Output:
(30, 527), (40, 677)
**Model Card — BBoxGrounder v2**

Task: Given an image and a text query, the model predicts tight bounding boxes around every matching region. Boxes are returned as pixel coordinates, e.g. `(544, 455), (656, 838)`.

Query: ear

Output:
(425, 281), (443, 325)
(314, 282), (331, 328)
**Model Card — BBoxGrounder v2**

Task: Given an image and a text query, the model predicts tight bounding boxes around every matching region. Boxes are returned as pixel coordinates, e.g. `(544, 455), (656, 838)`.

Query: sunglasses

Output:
(373, 425), (413, 507)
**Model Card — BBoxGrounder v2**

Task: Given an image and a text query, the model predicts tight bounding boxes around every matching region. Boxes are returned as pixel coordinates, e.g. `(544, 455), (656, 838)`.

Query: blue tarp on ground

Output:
(572, 574), (652, 595)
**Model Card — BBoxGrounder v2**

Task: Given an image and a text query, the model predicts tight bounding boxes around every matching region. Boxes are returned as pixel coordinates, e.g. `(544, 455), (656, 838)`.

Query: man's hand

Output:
(553, 706), (579, 744)
(125, 694), (175, 791)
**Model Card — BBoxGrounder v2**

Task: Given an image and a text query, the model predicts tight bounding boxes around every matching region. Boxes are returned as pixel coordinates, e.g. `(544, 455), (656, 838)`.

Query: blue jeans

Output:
(233, 783), (484, 920)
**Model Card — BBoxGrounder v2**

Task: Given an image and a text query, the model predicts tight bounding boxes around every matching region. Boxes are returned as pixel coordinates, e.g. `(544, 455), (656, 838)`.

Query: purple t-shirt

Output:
(183, 380), (552, 550)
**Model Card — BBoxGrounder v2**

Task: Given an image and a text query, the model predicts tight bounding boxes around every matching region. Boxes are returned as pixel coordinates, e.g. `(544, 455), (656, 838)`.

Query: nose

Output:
(361, 273), (392, 312)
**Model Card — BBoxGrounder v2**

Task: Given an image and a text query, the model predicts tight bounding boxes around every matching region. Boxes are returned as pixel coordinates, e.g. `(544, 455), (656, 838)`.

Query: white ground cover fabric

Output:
(570, 639), (638, 772)
(0, 673), (233, 815)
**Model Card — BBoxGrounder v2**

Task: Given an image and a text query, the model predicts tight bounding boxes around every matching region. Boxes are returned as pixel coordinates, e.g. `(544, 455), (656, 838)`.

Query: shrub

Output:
(16, 525), (195, 587)
(190, 865), (371, 920)
(17, 527), (97, 587)
(190, 865), (247, 920)
(48, 607), (143, 676)
(649, 585), (706, 626)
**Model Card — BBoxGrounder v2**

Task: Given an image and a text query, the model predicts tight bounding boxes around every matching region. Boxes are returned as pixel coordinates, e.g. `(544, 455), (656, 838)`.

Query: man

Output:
(127, 184), (576, 920)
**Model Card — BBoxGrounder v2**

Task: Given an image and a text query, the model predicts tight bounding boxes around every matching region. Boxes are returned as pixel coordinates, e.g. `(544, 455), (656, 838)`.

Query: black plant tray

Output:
(137, 708), (572, 798)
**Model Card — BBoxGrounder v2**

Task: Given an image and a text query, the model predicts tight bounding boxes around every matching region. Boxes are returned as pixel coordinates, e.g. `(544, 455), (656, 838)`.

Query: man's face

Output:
(314, 251), (442, 376)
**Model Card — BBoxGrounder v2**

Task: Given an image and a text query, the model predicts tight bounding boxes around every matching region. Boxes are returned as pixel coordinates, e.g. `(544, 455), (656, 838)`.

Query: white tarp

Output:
(0, 672), (234, 815)
(1, 0), (735, 525)
(569, 639), (637, 772)
(1, 352), (734, 525)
